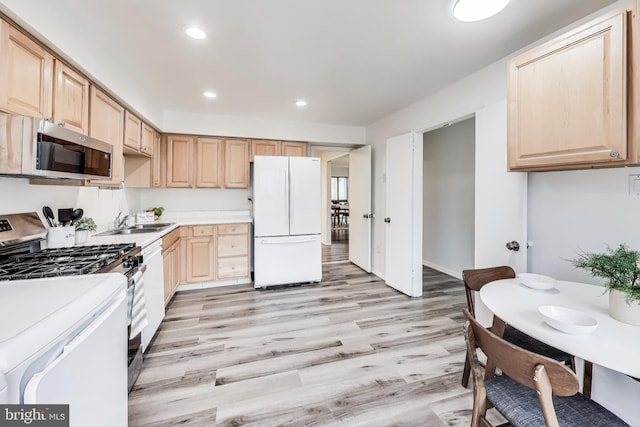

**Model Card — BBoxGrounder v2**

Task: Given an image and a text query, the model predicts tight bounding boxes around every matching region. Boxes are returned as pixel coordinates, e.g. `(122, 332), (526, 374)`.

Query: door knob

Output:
(384, 217), (391, 223)
(506, 241), (520, 251)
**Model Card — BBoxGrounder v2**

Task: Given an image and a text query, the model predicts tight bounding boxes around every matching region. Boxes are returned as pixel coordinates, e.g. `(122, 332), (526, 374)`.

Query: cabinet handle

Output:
(610, 151), (620, 158)
(58, 121), (66, 127)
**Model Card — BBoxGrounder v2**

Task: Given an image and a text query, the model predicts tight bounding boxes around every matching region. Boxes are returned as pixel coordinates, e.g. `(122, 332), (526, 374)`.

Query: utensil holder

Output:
(47, 226), (75, 248)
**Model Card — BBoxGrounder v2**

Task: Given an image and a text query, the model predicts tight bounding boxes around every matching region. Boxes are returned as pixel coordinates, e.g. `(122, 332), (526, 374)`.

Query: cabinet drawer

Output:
(217, 223), (249, 235)
(217, 234), (248, 257)
(217, 256), (249, 279)
(192, 225), (214, 236)
(162, 227), (180, 251)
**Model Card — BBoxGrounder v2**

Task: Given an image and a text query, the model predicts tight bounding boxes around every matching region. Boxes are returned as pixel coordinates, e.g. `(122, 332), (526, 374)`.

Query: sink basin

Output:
(94, 222), (175, 236)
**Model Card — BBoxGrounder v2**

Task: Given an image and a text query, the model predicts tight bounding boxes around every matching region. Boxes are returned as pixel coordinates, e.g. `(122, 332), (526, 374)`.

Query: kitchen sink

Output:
(94, 223), (175, 236)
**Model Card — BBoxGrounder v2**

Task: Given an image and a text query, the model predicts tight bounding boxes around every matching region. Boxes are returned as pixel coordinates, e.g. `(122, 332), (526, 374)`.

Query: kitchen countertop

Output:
(80, 210), (252, 248)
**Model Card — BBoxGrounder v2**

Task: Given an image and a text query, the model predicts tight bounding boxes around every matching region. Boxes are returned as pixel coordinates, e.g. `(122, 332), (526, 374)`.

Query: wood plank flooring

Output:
(129, 258), (477, 426)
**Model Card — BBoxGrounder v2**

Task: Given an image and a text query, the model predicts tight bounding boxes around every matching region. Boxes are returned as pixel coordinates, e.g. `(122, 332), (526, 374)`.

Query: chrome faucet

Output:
(114, 211), (129, 229)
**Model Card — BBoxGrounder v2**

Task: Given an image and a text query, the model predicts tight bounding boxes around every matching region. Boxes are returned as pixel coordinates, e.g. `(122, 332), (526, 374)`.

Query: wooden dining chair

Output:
(461, 266), (575, 389)
(463, 310), (627, 427)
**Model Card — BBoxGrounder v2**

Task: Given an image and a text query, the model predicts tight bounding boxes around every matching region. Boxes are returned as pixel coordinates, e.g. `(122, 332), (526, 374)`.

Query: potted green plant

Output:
(74, 217), (96, 244)
(570, 244), (640, 326)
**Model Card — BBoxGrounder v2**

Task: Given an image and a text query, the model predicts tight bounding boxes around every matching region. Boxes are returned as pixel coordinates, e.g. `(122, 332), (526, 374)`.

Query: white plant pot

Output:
(75, 229), (89, 245)
(609, 289), (640, 326)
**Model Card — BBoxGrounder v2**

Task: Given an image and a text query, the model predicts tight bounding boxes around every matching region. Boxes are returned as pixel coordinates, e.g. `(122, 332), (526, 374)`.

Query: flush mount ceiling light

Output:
(452, 0), (510, 22)
(203, 91), (217, 98)
(185, 26), (206, 39)
(295, 100), (307, 107)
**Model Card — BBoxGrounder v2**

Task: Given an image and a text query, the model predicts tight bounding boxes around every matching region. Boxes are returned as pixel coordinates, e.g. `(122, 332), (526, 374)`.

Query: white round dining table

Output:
(479, 278), (640, 379)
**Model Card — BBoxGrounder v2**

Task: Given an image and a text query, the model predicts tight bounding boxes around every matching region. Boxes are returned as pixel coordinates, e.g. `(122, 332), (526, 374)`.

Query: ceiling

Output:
(0, 0), (619, 128)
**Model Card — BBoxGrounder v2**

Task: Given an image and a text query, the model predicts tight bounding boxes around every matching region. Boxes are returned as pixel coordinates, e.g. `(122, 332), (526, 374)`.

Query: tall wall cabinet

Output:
(508, 1), (640, 171)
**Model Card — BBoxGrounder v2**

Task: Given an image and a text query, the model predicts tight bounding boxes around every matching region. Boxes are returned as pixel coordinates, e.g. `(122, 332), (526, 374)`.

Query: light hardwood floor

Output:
(129, 255), (474, 426)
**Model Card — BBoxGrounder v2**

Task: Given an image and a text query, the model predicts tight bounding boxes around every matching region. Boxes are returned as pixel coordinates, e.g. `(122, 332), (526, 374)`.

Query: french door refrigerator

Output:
(253, 155), (321, 288)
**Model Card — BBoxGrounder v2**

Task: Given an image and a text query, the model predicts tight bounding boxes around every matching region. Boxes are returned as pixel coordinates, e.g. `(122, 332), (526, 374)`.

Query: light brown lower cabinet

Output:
(162, 228), (181, 306)
(180, 223), (250, 284)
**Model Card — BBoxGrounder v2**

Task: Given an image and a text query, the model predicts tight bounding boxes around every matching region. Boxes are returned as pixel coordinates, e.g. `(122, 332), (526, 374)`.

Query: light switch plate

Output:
(629, 174), (640, 196)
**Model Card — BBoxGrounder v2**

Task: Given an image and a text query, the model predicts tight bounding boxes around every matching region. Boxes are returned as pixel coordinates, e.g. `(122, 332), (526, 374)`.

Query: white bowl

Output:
(539, 305), (598, 334)
(518, 273), (556, 290)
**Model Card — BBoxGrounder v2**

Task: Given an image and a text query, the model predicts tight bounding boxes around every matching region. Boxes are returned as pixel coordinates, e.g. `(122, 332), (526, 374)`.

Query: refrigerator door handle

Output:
(289, 168), (294, 225)
(284, 169), (290, 225)
(261, 237), (317, 245)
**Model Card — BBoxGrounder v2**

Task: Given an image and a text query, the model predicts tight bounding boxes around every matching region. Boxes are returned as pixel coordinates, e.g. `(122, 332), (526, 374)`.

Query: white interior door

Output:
(348, 146), (372, 272)
(474, 100), (527, 324)
(385, 132), (422, 297)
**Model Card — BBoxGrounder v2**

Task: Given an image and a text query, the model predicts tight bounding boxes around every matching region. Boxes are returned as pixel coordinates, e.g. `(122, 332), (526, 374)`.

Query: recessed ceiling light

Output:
(185, 26), (206, 39)
(295, 100), (307, 107)
(203, 91), (217, 98)
(452, 0), (510, 22)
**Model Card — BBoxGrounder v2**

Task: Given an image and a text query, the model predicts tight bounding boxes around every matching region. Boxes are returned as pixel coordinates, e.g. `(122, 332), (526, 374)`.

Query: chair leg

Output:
(583, 360), (593, 398)
(462, 351), (471, 388)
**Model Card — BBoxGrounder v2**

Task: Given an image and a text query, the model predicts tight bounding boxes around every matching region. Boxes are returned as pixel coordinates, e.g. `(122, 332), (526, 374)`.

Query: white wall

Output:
(0, 177), (138, 230)
(139, 188), (251, 214)
(528, 166), (640, 281)
(163, 111), (366, 145)
(422, 118), (475, 278)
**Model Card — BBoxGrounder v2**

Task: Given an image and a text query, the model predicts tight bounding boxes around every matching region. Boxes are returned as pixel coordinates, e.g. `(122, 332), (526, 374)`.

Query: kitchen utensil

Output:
(43, 206), (55, 227)
(70, 208), (84, 226)
(58, 208), (73, 226)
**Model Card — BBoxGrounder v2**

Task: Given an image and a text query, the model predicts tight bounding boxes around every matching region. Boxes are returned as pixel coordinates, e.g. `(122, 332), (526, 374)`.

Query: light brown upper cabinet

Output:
(0, 19), (53, 118)
(123, 112), (153, 158)
(53, 60), (89, 135)
(508, 3), (638, 171)
(196, 137), (223, 188)
(282, 141), (308, 157)
(87, 86), (124, 187)
(224, 139), (249, 188)
(249, 139), (308, 161)
(165, 134), (194, 188)
(152, 131), (162, 187)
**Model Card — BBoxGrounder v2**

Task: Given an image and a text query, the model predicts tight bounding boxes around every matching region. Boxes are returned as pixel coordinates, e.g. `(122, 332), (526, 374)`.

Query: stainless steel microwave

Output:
(0, 113), (112, 180)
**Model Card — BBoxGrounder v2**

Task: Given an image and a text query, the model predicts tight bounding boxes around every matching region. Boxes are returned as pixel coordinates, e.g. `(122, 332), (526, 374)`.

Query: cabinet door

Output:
(53, 60), (89, 134)
(172, 242), (181, 292)
(87, 86), (124, 187)
(123, 111), (142, 152)
(140, 122), (154, 157)
(0, 114), (25, 174)
(185, 237), (214, 282)
(166, 135), (194, 187)
(196, 137), (222, 188)
(224, 139), (249, 188)
(250, 139), (279, 162)
(152, 131), (162, 187)
(282, 141), (308, 157)
(163, 249), (172, 306)
(508, 11), (627, 170)
(0, 20), (53, 118)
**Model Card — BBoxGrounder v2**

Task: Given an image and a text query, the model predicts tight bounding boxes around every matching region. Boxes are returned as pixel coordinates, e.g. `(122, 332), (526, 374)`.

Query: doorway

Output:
(324, 155), (350, 263)
(422, 117), (475, 278)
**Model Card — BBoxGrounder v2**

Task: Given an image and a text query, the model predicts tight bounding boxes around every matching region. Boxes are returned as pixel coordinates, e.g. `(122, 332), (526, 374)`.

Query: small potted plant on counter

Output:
(147, 207), (164, 221)
(74, 217), (97, 245)
(570, 243), (640, 326)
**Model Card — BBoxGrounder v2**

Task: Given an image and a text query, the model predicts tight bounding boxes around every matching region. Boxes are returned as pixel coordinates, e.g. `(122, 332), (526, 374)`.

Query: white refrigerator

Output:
(253, 155), (321, 288)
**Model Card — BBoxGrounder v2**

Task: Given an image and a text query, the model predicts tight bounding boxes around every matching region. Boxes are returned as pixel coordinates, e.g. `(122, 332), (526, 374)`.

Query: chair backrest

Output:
(463, 309), (578, 396)
(462, 266), (515, 316)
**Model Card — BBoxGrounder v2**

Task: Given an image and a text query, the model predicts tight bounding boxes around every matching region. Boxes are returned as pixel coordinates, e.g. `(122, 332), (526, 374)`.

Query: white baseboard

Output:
(177, 277), (252, 292)
(422, 260), (462, 280)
